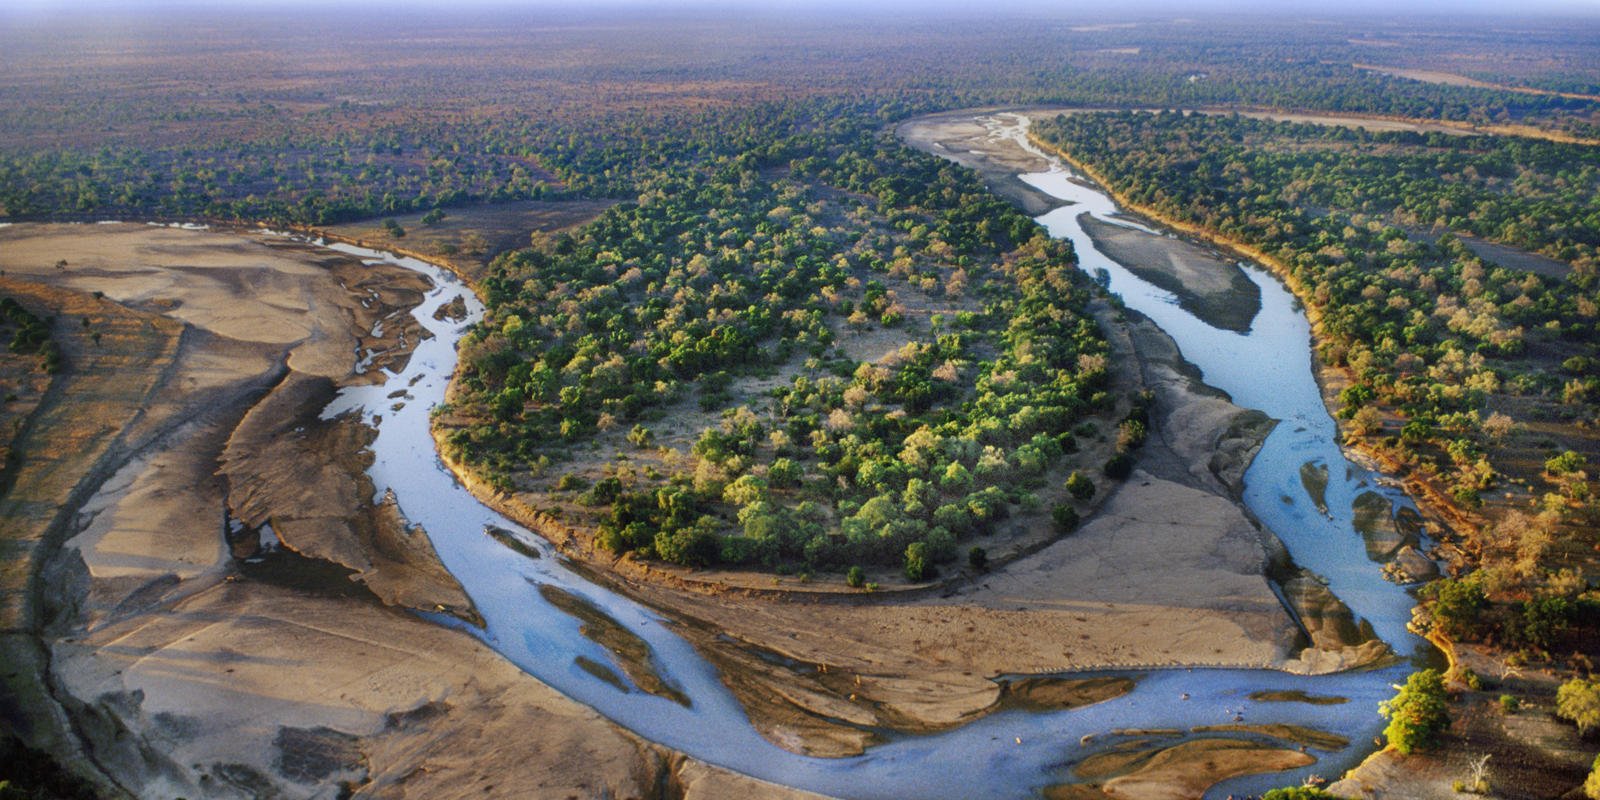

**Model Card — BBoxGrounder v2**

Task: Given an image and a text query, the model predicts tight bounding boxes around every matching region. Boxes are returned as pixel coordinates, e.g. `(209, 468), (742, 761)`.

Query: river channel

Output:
(296, 111), (1433, 799)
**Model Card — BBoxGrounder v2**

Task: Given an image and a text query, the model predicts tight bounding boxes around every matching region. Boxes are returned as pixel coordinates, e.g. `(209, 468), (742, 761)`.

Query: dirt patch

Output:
(320, 198), (616, 284)
(1000, 676), (1137, 712)
(538, 584), (689, 707)
(1054, 737), (1317, 800)
(898, 110), (1068, 216)
(1249, 689), (1348, 706)
(1460, 235), (1571, 280)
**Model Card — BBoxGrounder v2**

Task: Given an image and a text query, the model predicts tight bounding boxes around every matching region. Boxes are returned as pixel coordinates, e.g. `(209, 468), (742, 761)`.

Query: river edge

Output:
(351, 120), (1403, 779)
(1019, 126), (1481, 548)
(3, 137), (1414, 800)
(0, 222), (827, 800)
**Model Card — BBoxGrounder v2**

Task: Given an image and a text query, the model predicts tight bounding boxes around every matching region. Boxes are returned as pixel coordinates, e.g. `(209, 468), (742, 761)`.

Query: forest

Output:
(437, 108), (1123, 577)
(1032, 110), (1600, 660)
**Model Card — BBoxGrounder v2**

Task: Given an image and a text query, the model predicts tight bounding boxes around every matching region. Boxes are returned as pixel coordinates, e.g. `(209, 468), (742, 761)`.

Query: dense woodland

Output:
(1033, 111), (1600, 660)
(0, 7), (1594, 585)
(2, 11), (1599, 226)
(440, 111), (1122, 576)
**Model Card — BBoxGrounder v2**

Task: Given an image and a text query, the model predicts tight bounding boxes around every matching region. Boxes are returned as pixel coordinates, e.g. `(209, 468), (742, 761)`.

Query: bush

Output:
(968, 546), (988, 570)
(1051, 503), (1079, 534)
(846, 565), (865, 588)
(767, 457), (801, 488)
(1546, 450), (1587, 476)
(903, 541), (930, 582)
(1261, 789), (1350, 800)
(1557, 678), (1600, 736)
(1418, 575), (1487, 641)
(1065, 471), (1095, 501)
(1499, 694), (1519, 713)
(1380, 669), (1449, 755)
(626, 424), (655, 448)
(1103, 452), (1134, 480)
(1585, 752), (1600, 800)
(1514, 596), (1574, 653)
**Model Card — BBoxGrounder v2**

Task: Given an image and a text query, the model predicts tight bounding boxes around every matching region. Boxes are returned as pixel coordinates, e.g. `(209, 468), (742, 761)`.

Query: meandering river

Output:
(292, 111), (1433, 798)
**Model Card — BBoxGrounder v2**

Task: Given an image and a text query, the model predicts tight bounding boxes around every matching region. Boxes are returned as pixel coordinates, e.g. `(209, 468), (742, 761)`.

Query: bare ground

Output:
(0, 224), (809, 800)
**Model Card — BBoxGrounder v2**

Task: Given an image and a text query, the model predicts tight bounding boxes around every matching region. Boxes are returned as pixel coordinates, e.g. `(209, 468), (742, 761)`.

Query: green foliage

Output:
(1260, 788), (1350, 800)
(1547, 450), (1587, 476)
(968, 546), (987, 570)
(1585, 752), (1600, 800)
(1512, 595), (1574, 652)
(1380, 669), (1450, 755)
(1, 297), (55, 373)
(1064, 471), (1095, 501)
(626, 425), (654, 448)
(1103, 452), (1134, 480)
(1418, 574), (1488, 641)
(903, 541), (929, 582)
(1498, 694), (1519, 713)
(1557, 678), (1600, 736)
(1051, 503), (1080, 534)
(845, 565), (865, 588)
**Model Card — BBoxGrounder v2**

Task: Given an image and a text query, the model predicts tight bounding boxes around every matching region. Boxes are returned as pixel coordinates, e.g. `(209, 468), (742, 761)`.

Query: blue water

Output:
(289, 111), (1433, 799)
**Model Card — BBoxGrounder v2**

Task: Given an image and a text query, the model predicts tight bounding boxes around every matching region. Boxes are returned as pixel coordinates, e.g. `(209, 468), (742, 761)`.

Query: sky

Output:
(1, 0), (1598, 13)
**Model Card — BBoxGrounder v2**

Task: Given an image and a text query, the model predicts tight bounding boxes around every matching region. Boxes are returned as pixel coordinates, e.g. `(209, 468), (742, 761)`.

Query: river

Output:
(292, 111), (1433, 798)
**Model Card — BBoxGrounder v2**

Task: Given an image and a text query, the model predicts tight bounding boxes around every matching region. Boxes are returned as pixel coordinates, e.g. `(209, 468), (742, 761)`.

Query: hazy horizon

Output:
(3, 0), (1599, 18)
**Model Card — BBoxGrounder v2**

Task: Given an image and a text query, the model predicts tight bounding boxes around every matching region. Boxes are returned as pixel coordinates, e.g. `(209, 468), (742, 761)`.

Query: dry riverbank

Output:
(0, 224), (811, 799)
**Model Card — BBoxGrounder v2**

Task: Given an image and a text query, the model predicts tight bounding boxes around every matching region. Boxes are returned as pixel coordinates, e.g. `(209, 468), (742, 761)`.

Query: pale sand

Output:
(1, 223), (818, 799)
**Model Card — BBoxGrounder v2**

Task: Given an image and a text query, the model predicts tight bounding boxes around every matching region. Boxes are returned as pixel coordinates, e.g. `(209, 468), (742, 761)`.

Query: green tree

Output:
(1557, 678), (1600, 736)
(904, 541), (929, 582)
(1584, 752), (1600, 800)
(1418, 575), (1487, 641)
(1380, 669), (1450, 755)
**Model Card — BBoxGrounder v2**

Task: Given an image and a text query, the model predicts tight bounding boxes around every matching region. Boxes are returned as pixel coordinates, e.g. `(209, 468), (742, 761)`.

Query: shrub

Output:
(1065, 471), (1095, 501)
(1051, 503), (1079, 534)
(968, 546), (988, 570)
(903, 542), (930, 582)
(767, 457), (802, 488)
(1546, 450), (1586, 476)
(626, 424), (655, 448)
(1261, 789), (1350, 800)
(1557, 678), (1600, 735)
(1103, 452), (1134, 480)
(1380, 669), (1449, 755)
(1498, 694), (1519, 713)
(1585, 752), (1600, 800)
(846, 565), (865, 588)
(1418, 575), (1487, 641)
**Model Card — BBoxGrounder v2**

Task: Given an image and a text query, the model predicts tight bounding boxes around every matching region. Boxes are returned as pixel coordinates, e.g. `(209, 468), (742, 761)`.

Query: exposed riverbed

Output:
(302, 111), (1435, 798)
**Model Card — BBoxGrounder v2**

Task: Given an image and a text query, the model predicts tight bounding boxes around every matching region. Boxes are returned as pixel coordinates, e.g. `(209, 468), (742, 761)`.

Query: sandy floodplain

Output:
(1, 140), (1385, 797)
(0, 223), (812, 799)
